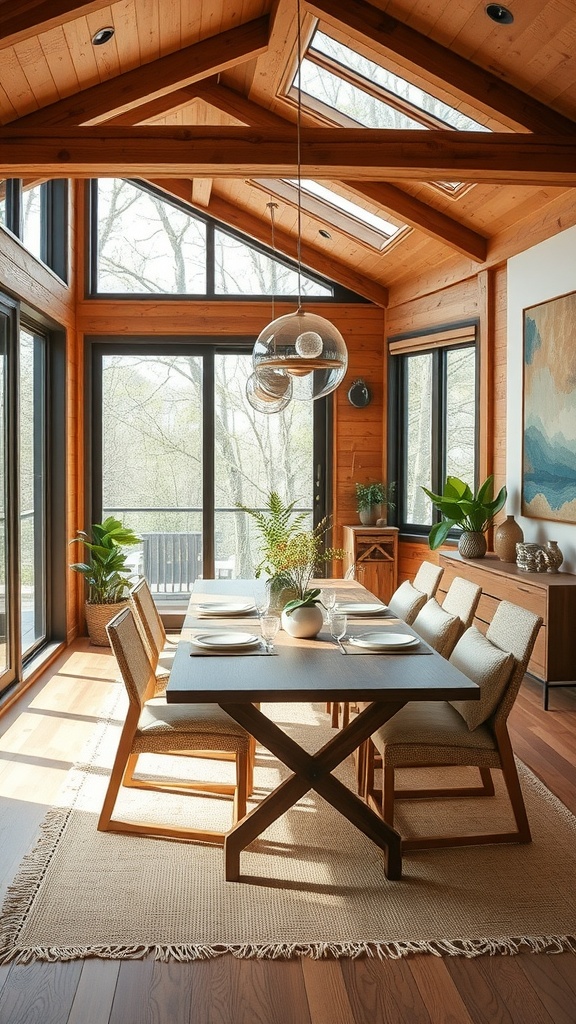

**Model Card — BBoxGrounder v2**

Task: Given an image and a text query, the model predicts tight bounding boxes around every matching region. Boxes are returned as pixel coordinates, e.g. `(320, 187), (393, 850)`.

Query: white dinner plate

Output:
(191, 631), (260, 649)
(335, 602), (387, 616)
(349, 631), (419, 650)
(196, 601), (255, 616)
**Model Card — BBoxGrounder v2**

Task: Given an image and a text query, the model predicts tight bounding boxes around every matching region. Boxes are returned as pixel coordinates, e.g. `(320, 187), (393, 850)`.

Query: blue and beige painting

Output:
(523, 291), (576, 523)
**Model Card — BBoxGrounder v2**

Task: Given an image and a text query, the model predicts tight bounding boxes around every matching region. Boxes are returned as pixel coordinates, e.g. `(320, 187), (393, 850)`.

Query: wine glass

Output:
(329, 611), (347, 648)
(254, 591), (269, 617)
(321, 588), (337, 621)
(260, 614), (280, 652)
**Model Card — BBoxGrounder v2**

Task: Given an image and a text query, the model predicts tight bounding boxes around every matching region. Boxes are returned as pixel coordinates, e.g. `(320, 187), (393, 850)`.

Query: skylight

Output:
(289, 29), (491, 197)
(251, 178), (406, 251)
(309, 32), (490, 134)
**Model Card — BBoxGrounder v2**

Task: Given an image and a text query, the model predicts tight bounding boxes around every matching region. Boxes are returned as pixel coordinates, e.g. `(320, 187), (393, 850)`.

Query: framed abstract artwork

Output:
(522, 291), (576, 522)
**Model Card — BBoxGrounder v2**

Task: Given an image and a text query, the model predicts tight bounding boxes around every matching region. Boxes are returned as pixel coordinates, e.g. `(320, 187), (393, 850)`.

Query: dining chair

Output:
(98, 605), (254, 844)
(130, 575), (178, 691)
(361, 600), (542, 851)
(388, 561), (444, 625)
(131, 577), (258, 786)
(412, 576), (481, 658)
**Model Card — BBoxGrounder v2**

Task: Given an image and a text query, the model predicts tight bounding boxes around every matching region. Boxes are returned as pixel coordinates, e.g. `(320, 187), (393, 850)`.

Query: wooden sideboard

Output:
(439, 551), (576, 708)
(342, 526), (398, 603)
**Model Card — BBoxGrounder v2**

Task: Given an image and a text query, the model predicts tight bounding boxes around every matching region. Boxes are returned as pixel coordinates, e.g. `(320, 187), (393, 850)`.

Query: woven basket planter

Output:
(84, 601), (128, 647)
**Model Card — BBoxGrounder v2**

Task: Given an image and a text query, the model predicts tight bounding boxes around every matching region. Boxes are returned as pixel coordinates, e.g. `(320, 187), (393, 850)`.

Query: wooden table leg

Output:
(221, 700), (407, 881)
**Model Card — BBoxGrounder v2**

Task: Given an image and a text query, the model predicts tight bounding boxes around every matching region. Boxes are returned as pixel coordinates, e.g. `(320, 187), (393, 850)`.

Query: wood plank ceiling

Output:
(1, 0), (575, 304)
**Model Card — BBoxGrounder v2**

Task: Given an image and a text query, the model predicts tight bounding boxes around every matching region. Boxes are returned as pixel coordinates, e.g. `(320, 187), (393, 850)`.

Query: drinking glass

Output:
(321, 588), (337, 620)
(260, 614), (280, 652)
(254, 591), (269, 617)
(329, 611), (347, 644)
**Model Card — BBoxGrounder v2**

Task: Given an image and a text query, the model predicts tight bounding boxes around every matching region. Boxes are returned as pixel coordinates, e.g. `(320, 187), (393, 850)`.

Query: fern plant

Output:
(236, 492), (309, 579)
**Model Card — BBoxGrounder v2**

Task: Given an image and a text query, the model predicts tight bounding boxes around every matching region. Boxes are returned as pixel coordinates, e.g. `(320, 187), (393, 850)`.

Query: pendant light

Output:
(251, 0), (348, 402)
(246, 202), (294, 413)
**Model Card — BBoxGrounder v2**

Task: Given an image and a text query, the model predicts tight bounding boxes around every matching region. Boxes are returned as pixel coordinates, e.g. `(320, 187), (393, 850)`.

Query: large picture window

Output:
(389, 325), (478, 533)
(91, 342), (326, 606)
(91, 179), (349, 300)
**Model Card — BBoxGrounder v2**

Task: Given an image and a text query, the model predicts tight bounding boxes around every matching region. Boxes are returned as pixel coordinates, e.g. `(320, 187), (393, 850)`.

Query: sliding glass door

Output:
(93, 341), (327, 604)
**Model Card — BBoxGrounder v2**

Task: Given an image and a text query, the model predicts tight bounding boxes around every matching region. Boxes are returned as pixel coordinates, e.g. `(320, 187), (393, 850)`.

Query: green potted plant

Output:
(236, 492), (310, 611)
(421, 475), (507, 559)
(70, 515), (142, 646)
(277, 522), (345, 638)
(355, 481), (396, 525)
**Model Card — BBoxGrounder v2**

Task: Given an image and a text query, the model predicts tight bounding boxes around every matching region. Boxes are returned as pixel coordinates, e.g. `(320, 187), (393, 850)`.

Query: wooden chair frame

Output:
(99, 606), (253, 846)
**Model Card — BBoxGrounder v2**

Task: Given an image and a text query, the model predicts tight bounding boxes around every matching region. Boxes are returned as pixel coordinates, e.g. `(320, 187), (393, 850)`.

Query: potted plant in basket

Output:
(355, 481), (396, 525)
(421, 475), (507, 559)
(70, 516), (142, 646)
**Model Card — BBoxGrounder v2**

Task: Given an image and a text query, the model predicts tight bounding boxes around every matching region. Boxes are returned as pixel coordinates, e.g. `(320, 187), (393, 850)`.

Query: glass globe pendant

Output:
(253, 309), (348, 401)
(245, 367), (292, 413)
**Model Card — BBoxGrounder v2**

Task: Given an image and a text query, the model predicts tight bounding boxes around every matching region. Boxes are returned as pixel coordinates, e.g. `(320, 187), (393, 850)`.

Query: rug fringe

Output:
(2, 935), (575, 965)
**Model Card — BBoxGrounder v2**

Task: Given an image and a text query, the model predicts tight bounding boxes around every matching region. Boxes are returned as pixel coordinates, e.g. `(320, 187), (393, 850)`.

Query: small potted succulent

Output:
(355, 481), (396, 525)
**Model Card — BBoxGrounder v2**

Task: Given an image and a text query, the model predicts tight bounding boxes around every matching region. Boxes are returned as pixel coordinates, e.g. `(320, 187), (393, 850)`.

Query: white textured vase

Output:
(281, 604), (324, 639)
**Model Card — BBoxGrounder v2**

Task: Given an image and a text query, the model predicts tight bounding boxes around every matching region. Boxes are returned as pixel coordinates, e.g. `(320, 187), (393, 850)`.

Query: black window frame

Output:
(87, 178), (366, 304)
(87, 336), (331, 586)
(388, 322), (480, 540)
(0, 179), (69, 283)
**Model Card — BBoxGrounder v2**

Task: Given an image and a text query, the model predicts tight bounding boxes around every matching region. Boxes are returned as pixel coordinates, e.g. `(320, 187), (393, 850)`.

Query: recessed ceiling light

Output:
(485, 4), (514, 24)
(92, 26), (115, 45)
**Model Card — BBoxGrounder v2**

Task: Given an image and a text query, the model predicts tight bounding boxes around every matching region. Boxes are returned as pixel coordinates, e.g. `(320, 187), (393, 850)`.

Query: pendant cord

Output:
(296, 0), (302, 312)
(266, 200), (278, 324)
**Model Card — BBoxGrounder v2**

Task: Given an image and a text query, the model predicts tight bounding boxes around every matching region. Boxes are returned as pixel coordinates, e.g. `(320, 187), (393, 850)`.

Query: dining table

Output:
(166, 577), (479, 883)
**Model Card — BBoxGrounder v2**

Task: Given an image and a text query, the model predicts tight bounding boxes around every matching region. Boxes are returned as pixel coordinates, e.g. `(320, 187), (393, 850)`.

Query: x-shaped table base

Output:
(220, 700), (408, 882)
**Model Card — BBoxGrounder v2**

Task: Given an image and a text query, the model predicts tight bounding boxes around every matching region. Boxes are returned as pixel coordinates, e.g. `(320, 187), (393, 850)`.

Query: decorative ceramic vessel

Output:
(516, 542), (547, 572)
(359, 504), (381, 526)
(458, 531), (487, 559)
(281, 604), (324, 639)
(543, 540), (563, 573)
(494, 515), (524, 562)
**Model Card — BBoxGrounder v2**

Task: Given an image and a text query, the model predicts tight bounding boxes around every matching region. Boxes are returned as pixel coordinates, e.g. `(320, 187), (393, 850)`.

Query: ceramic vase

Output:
(281, 604), (324, 639)
(358, 504), (381, 526)
(494, 515), (524, 562)
(544, 540), (563, 573)
(458, 531), (487, 559)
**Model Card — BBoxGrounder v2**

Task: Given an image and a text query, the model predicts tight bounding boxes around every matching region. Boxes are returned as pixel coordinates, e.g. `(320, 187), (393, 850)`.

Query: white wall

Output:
(507, 224), (576, 573)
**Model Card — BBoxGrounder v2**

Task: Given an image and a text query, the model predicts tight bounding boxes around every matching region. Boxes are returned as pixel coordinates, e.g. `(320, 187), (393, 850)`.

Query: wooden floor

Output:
(0, 641), (575, 1024)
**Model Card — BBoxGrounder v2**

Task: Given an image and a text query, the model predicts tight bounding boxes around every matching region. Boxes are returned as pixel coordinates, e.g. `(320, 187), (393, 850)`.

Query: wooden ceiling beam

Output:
(103, 91), (201, 127)
(191, 178), (213, 207)
(8, 16), (270, 129)
(193, 80), (487, 262)
(0, 1), (111, 48)
(150, 178), (389, 307)
(306, 0), (576, 136)
(1, 127), (575, 185)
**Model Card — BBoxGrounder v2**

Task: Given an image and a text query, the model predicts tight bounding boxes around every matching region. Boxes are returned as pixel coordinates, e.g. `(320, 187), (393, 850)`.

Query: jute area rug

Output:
(1, 686), (575, 963)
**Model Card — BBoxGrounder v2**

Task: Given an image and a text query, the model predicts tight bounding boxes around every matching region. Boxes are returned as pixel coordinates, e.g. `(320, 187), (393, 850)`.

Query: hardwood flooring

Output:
(0, 641), (574, 1024)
